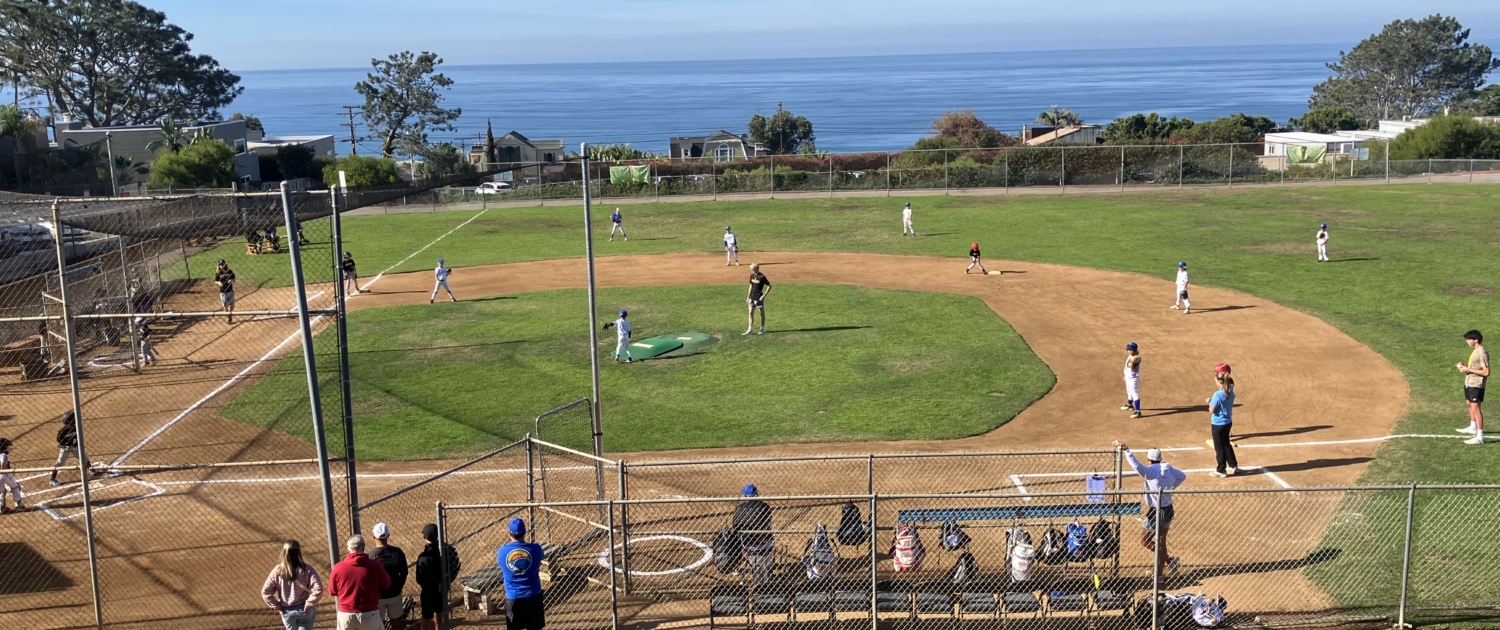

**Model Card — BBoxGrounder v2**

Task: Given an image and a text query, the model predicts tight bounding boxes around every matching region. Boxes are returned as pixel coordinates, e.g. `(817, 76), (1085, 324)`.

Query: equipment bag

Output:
(712, 528), (744, 575)
(939, 519), (971, 551)
(1008, 541), (1036, 583)
(1066, 522), (1092, 562)
(1191, 594), (1228, 627)
(889, 524), (926, 572)
(948, 551), (979, 585)
(836, 502), (869, 547)
(1038, 527), (1069, 565)
(801, 523), (838, 581)
(1091, 518), (1119, 559)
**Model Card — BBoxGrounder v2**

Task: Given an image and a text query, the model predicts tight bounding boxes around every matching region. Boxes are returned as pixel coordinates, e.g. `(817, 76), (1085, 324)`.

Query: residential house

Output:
(669, 130), (761, 162)
(1021, 125), (1102, 146)
(248, 135), (337, 158)
(54, 116), (260, 184)
(468, 131), (565, 165)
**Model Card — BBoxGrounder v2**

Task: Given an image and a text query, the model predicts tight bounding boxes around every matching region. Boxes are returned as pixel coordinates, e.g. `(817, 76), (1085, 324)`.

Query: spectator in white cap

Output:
(1115, 441), (1186, 578)
(369, 523), (409, 630)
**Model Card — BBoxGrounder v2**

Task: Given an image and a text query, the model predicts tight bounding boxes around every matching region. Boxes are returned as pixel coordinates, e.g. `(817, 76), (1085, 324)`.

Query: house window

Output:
(234, 139), (247, 154)
(544, 153), (555, 162)
(715, 146), (733, 162)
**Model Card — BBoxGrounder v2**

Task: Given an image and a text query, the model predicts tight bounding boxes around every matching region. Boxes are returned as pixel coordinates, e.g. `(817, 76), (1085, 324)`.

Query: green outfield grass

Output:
(222, 284), (1054, 459)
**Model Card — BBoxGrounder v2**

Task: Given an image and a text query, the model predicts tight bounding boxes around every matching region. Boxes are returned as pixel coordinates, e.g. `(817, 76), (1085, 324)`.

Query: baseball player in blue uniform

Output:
(430, 258), (456, 303)
(1122, 342), (1142, 418)
(603, 310), (633, 362)
(609, 208), (627, 241)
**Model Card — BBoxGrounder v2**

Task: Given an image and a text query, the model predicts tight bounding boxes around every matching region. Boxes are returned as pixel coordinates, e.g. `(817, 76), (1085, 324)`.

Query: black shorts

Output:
(1466, 386), (1485, 404)
(748, 297), (764, 308)
(1144, 504), (1175, 534)
(505, 594), (546, 630)
(420, 590), (444, 619)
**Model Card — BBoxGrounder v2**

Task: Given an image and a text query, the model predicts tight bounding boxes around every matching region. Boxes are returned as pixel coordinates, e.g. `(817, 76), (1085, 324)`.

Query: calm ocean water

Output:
(233, 44), (1345, 154)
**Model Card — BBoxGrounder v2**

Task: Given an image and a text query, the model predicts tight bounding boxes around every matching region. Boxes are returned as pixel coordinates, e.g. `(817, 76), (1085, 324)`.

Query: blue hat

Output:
(1178, 261), (1187, 268)
(1126, 342), (1138, 351)
(508, 518), (527, 536)
(619, 309), (627, 317)
(1320, 223), (1327, 229)
(741, 484), (758, 497)
(905, 202), (911, 206)
(438, 258), (444, 263)
(725, 226), (731, 230)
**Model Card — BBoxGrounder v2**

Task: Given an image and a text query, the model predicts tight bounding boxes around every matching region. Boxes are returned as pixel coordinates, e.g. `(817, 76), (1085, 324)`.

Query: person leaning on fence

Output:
(732, 484), (776, 583)
(49, 411), (96, 486)
(330, 534), (391, 630)
(369, 523), (409, 630)
(1114, 442), (1184, 578)
(415, 523), (461, 630)
(262, 539), (325, 630)
(498, 518), (547, 630)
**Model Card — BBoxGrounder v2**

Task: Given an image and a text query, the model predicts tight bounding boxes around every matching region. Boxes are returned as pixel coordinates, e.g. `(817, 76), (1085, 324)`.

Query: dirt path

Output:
(355, 251), (1408, 488)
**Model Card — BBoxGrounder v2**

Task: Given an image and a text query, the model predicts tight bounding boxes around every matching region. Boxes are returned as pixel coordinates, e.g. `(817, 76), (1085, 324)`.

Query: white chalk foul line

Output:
(37, 478), (165, 522)
(357, 207), (490, 294)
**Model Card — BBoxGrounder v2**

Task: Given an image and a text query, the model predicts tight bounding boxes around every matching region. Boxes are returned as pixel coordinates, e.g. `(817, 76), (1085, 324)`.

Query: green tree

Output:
(145, 118), (188, 154)
(896, 136), (959, 167)
(418, 142), (472, 178)
(1288, 108), (1361, 133)
(355, 51), (461, 158)
(1309, 15), (1499, 122)
(1102, 112), (1196, 144)
(1034, 105), (1082, 127)
(1388, 115), (1500, 159)
(1183, 113), (1278, 144)
(111, 154), (149, 186)
(0, 0), (242, 126)
(148, 138), (235, 188)
(0, 103), (43, 184)
(930, 108), (1015, 148)
(229, 112), (264, 135)
(273, 145), (319, 180)
(1452, 84), (1500, 116)
(584, 143), (659, 161)
(322, 154), (401, 188)
(748, 107), (815, 155)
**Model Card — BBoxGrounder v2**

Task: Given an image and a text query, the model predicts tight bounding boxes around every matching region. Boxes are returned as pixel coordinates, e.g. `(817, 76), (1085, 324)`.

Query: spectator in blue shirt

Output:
(1209, 365), (1239, 478)
(497, 518), (546, 630)
(1116, 442), (1186, 578)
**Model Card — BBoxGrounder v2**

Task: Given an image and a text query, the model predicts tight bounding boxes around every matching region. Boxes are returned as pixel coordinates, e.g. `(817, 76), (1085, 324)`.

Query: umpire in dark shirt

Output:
(369, 523), (408, 630)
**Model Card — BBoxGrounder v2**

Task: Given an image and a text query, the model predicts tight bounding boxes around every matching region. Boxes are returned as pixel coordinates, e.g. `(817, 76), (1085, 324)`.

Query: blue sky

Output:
(158, 0), (1500, 70)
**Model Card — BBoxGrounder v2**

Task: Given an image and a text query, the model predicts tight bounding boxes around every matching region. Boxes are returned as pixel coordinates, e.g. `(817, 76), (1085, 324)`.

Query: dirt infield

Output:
(0, 251), (1411, 628)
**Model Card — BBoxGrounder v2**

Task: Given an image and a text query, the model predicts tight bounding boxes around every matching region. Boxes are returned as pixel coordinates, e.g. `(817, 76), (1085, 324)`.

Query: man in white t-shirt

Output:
(901, 203), (915, 236)
(1170, 261), (1191, 314)
(603, 310), (633, 362)
(723, 226), (739, 266)
(430, 258), (456, 304)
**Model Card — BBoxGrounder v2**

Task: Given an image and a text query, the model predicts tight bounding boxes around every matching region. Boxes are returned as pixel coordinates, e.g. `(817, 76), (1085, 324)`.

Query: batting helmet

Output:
(725, 226), (732, 230)
(1178, 261), (1187, 268)
(0, 437), (11, 451)
(437, 258), (444, 263)
(619, 309), (627, 317)
(1126, 342), (1138, 351)
(1320, 223), (1327, 229)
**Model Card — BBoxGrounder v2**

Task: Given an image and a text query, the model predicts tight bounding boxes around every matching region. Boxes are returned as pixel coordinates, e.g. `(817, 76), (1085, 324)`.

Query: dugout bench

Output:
(459, 529), (608, 616)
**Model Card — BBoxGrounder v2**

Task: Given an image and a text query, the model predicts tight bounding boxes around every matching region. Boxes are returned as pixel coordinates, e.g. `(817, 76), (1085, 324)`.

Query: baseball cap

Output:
(1178, 261), (1187, 268)
(1126, 342), (1138, 351)
(741, 484), (758, 497)
(344, 252), (352, 257)
(421, 523), (438, 540)
(1214, 362), (1232, 374)
(725, 226), (731, 230)
(508, 518), (527, 536)
(1146, 448), (1162, 462)
(619, 309), (627, 317)
(372, 522), (390, 539)
(1320, 223), (1327, 229)
(905, 202), (911, 206)
(216, 259), (225, 265)
(437, 258), (444, 263)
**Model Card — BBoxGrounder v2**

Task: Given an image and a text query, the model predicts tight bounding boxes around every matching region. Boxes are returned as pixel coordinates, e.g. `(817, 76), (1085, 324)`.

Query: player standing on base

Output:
(609, 208), (627, 242)
(902, 203), (915, 236)
(603, 310), (633, 362)
(1457, 330), (1488, 444)
(745, 264), (771, 335)
(1316, 224), (1329, 262)
(0, 437), (22, 514)
(1171, 262), (1190, 314)
(724, 226), (740, 266)
(1122, 342), (1142, 418)
(430, 259), (456, 303)
(965, 242), (987, 274)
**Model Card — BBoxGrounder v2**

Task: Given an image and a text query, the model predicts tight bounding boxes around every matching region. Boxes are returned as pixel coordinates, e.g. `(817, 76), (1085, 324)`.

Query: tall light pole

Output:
(104, 132), (117, 197)
(580, 144), (605, 504)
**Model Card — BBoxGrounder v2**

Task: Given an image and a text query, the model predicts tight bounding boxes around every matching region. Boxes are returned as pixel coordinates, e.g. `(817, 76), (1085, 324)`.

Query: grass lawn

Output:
(222, 284), (1053, 459)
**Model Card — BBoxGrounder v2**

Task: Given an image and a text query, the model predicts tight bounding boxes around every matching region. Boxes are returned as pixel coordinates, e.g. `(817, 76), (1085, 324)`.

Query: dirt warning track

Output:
(355, 251), (1409, 488)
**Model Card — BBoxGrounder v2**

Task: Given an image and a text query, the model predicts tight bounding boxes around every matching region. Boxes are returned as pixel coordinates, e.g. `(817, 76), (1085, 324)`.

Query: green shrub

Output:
(148, 138), (236, 188)
(322, 155), (402, 188)
(1389, 115), (1500, 160)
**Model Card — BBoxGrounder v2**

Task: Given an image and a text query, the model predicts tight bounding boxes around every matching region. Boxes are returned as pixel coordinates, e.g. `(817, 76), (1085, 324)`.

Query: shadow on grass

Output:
(764, 325), (872, 334)
(1327, 257), (1381, 263)
(465, 295), (517, 302)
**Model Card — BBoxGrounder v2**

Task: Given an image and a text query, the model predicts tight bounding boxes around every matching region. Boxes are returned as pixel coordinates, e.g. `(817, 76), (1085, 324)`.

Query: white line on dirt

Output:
(356, 207), (490, 293)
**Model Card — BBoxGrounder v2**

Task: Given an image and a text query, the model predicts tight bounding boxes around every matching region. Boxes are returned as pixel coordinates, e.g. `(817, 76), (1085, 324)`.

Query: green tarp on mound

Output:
(626, 332), (716, 360)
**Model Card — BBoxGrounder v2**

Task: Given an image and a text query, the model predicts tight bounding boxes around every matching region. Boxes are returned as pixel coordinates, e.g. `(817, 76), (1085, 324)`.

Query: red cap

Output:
(971, 242), (979, 248)
(1214, 362), (1232, 374)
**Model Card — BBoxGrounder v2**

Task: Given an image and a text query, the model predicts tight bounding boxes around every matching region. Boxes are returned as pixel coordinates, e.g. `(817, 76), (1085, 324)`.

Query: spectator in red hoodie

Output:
(329, 535), (390, 630)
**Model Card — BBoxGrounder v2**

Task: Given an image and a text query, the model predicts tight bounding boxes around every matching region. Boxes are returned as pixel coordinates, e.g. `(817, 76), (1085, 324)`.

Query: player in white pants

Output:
(724, 226), (740, 266)
(1122, 342), (1142, 418)
(965, 242), (987, 274)
(0, 438), (23, 514)
(431, 258), (456, 303)
(1170, 261), (1191, 314)
(902, 203), (915, 236)
(1316, 224), (1329, 262)
(603, 310), (633, 362)
(609, 208), (627, 241)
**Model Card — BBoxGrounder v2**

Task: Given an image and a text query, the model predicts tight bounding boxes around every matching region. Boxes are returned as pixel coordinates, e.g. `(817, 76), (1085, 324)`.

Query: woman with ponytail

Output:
(262, 539), (324, 630)
(1208, 364), (1238, 477)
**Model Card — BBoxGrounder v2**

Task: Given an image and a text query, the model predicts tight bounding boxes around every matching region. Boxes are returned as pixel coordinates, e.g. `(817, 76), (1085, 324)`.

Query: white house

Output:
(248, 135), (336, 158)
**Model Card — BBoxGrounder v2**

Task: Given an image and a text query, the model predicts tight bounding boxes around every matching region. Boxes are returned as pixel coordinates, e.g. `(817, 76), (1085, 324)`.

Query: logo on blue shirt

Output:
(505, 548), (535, 573)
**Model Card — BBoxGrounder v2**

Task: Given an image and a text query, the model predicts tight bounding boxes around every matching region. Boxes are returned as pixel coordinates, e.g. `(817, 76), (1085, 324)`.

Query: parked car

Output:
(476, 182), (512, 195)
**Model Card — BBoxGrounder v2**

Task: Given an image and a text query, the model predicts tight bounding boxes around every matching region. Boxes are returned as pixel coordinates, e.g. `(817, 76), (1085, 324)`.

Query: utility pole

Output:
(340, 106), (361, 156)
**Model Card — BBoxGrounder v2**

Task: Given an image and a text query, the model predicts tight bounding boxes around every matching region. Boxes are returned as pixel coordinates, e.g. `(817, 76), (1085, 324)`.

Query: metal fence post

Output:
(828, 154), (834, 198)
(769, 153), (775, 199)
(1059, 146), (1066, 190)
(711, 159), (717, 200)
(1470, 158), (1474, 183)
(867, 454), (875, 494)
(437, 501), (450, 630)
(884, 151), (890, 197)
(1331, 151), (1337, 184)
(118, 234), (140, 372)
(607, 499), (620, 629)
(1151, 485), (1163, 630)
(1228, 143), (1234, 187)
(525, 434), (537, 536)
(1005, 149), (1009, 193)
(1281, 155), (1285, 186)
(281, 182), (342, 568)
(330, 188), (359, 534)
(579, 146), (607, 521)
(654, 160), (660, 202)
(1384, 141), (1390, 184)
(180, 238), (190, 281)
(1396, 484), (1417, 628)
(943, 149), (949, 195)
(1114, 446), (1125, 577)
(1429, 158), (1433, 183)
(51, 201), (106, 630)
(869, 494), (879, 630)
(1178, 145), (1184, 189)
(617, 460), (632, 594)
(1119, 145), (1125, 191)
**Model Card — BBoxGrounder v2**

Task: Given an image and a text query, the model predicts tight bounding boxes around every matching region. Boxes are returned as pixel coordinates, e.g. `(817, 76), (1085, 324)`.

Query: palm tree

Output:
(113, 154), (149, 186)
(0, 105), (45, 186)
(145, 118), (188, 154)
(1035, 105), (1083, 128)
